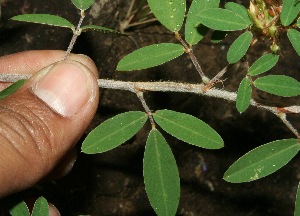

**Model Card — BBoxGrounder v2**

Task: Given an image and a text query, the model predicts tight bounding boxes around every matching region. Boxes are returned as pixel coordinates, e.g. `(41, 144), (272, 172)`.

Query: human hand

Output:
(0, 50), (99, 215)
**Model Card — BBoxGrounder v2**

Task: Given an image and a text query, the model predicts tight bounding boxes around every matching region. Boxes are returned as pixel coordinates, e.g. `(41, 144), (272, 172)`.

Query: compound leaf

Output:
(254, 75), (300, 97)
(11, 14), (74, 29)
(144, 129), (180, 216)
(81, 25), (121, 34)
(117, 43), (184, 71)
(71, 0), (94, 10)
(32, 197), (49, 216)
(295, 181), (300, 216)
(224, 2), (252, 25)
(147, 0), (186, 32)
(280, 0), (300, 26)
(236, 77), (252, 113)
(287, 29), (300, 56)
(9, 201), (30, 216)
(247, 53), (279, 76)
(227, 31), (252, 64)
(224, 139), (300, 183)
(0, 80), (26, 100)
(153, 109), (223, 149)
(82, 111), (147, 154)
(185, 0), (219, 45)
(197, 8), (250, 31)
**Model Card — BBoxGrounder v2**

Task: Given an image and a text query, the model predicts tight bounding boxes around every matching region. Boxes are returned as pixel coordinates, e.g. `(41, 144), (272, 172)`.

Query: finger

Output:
(0, 50), (96, 90)
(0, 56), (99, 197)
(49, 203), (61, 216)
(45, 147), (77, 180)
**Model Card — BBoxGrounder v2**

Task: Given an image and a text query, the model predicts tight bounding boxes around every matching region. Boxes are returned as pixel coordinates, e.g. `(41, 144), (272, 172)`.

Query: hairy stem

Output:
(175, 32), (209, 83)
(64, 10), (85, 60)
(0, 73), (298, 138)
(135, 91), (156, 129)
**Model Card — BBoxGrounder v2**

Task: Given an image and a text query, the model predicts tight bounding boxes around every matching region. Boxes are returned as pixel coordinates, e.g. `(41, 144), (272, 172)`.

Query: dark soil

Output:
(0, 0), (300, 215)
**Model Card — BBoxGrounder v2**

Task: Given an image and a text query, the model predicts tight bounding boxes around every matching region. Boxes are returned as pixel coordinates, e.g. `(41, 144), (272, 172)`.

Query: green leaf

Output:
(295, 181), (300, 216)
(287, 29), (300, 56)
(0, 80), (26, 100)
(116, 43), (184, 71)
(147, 0), (186, 32)
(32, 197), (49, 216)
(153, 109), (223, 149)
(71, 0), (94, 10)
(227, 31), (253, 64)
(297, 17), (300, 27)
(144, 129), (180, 216)
(82, 111), (147, 154)
(224, 139), (300, 183)
(236, 77), (252, 113)
(211, 30), (227, 43)
(11, 14), (74, 29)
(280, 0), (300, 26)
(254, 75), (300, 97)
(247, 53), (279, 76)
(224, 2), (252, 25)
(197, 8), (250, 31)
(81, 25), (121, 34)
(185, 0), (219, 45)
(9, 201), (30, 216)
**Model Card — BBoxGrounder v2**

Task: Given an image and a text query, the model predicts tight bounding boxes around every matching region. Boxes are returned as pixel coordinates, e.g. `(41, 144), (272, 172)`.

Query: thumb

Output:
(0, 59), (99, 197)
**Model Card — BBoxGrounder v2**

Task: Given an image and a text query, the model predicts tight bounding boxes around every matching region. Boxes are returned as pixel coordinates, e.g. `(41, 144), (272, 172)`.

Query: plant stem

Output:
(64, 10), (85, 60)
(0, 73), (298, 138)
(174, 32), (209, 83)
(135, 90), (156, 129)
(204, 64), (232, 91)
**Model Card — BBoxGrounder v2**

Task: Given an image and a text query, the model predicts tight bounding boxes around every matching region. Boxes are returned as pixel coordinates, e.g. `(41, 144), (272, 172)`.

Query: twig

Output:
(0, 73), (298, 138)
(126, 18), (157, 29)
(204, 64), (232, 91)
(135, 90), (156, 129)
(175, 32), (209, 83)
(64, 10), (85, 60)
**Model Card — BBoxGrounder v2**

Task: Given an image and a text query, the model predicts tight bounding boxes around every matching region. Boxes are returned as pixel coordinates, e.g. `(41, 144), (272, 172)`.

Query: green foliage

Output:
(9, 201), (29, 216)
(281, 0), (300, 26)
(185, 0), (219, 45)
(287, 29), (300, 56)
(10, 197), (48, 216)
(144, 129), (180, 216)
(224, 2), (252, 25)
(254, 75), (300, 97)
(197, 8), (251, 31)
(116, 43), (184, 71)
(81, 25), (120, 33)
(8, 0), (300, 215)
(71, 0), (94, 10)
(247, 53), (279, 76)
(236, 77), (252, 113)
(11, 14), (74, 29)
(224, 139), (300, 183)
(153, 109), (223, 149)
(82, 111), (147, 153)
(147, 0), (185, 32)
(227, 31), (253, 64)
(0, 80), (26, 100)
(31, 197), (49, 216)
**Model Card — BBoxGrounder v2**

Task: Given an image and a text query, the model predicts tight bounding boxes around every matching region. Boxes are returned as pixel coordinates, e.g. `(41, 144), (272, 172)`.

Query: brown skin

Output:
(0, 51), (100, 214)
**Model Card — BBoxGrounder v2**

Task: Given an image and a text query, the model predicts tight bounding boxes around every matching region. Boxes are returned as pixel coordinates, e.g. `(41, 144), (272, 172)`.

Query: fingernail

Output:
(32, 61), (93, 117)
